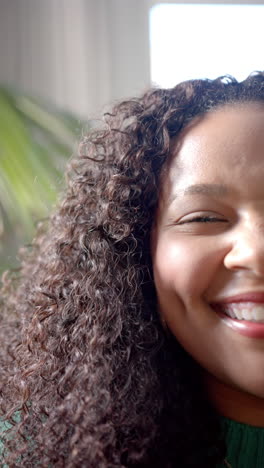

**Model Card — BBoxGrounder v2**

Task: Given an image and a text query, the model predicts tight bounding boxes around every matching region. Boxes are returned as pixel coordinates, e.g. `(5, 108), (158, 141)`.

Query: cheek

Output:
(153, 235), (216, 302)
(152, 236), (222, 360)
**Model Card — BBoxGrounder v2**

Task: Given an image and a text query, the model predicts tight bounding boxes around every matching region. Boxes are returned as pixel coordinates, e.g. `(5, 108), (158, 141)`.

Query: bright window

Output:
(150, 3), (264, 87)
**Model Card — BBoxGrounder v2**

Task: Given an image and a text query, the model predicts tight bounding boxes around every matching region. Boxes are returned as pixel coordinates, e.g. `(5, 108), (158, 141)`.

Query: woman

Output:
(1, 73), (264, 467)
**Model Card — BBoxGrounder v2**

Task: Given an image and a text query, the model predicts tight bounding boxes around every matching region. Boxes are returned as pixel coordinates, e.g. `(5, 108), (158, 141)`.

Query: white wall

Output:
(0, 0), (150, 118)
(0, 0), (263, 118)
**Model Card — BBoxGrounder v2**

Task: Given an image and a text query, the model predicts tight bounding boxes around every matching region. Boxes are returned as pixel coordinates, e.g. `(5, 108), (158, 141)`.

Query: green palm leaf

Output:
(0, 87), (85, 271)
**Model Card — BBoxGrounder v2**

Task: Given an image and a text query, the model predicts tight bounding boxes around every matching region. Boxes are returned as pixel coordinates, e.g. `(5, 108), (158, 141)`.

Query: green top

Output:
(217, 417), (264, 468)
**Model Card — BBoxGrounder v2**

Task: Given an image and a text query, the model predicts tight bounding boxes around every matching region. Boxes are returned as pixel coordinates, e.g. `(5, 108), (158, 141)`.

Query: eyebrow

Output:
(169, 183), (228, 203)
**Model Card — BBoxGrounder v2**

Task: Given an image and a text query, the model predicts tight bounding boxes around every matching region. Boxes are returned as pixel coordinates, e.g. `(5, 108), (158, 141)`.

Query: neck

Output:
(204, 373), (264, 427)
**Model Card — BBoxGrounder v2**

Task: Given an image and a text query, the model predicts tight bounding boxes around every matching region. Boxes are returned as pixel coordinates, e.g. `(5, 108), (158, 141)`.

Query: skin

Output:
(152, 102), (264, 426)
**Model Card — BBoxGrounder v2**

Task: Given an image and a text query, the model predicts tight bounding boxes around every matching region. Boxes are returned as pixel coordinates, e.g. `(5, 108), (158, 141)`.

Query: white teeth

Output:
(253, 309), (264, 322)
(235, 309), (242, 320)
(229, 310), (236, 319)
(220, 303), (264, 322)
(242, 309), (251, 320)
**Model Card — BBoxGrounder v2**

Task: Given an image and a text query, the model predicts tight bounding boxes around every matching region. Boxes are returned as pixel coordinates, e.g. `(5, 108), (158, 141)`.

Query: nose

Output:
(224, 225), (264, 277)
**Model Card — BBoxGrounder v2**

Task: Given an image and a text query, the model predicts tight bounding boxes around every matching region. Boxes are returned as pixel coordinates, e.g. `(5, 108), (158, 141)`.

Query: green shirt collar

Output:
(217, 417), (264, 468)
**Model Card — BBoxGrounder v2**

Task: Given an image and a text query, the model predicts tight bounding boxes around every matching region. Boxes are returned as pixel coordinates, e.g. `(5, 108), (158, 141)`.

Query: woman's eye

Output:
(178, 215), (227, 224)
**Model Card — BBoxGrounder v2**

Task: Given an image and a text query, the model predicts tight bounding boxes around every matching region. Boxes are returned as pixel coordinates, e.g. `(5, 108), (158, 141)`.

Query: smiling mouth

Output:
(212, 303), (264, 323)
(211, 302), (264, 338)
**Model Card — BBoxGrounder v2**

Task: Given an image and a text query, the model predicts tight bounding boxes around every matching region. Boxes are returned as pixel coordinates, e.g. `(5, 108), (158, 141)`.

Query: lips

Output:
(210, 292), (264, 338)
(212, 291), (264, 304)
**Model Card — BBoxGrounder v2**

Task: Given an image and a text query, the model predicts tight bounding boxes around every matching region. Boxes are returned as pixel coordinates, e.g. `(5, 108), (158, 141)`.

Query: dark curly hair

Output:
(1, 72), (264, 467)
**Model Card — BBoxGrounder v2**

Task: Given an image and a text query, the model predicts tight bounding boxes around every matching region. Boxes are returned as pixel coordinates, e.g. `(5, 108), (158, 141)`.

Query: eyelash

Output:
(179, 216), (226, 224)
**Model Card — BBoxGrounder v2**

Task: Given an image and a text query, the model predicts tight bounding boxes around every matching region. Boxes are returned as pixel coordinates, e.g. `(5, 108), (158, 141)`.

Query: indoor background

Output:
(0, 0), (263, 270)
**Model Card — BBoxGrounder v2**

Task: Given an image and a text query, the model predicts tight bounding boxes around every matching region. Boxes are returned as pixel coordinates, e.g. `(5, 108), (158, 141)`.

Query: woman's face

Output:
(152, 102), (264, 399)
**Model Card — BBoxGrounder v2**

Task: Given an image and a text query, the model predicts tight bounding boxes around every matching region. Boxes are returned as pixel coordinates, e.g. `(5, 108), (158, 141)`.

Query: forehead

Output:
(163, 102), (264, 195)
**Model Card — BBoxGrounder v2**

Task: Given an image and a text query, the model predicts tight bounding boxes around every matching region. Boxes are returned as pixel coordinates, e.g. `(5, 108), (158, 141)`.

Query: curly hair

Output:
(1, 72), (264, 467)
